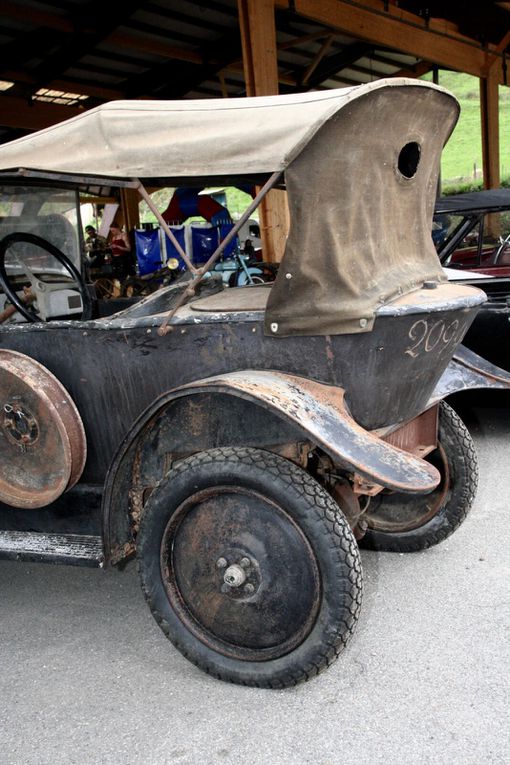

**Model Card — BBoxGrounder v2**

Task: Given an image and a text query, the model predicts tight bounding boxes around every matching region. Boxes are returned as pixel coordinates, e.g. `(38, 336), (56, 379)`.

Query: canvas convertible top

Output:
(0, 78), (460, 335)
(0, 78), (454, 185)
(435, 189), (510, 215)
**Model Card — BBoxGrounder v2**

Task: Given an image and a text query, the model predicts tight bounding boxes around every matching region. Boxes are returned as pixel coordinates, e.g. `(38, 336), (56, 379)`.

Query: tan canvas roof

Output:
(0, 78), (460, 337)
(0, 78), (454, 182)
(264, 79), (459, 335)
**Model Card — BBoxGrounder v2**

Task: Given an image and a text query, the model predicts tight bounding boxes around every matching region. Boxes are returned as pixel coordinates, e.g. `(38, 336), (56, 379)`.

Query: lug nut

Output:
(244, 583), (255, 595)
(223, 564), (246, 588)
(216, 557), (227, 569)
(239, 557), (251, 568)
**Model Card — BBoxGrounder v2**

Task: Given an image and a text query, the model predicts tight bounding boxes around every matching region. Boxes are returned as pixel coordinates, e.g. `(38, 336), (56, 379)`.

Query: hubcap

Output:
(160, 486), (321, 661)
(3, 403), (39, 448)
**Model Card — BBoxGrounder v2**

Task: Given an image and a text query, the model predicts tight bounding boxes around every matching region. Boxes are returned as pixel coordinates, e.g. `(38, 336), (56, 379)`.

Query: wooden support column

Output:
(238, 0), (279, 98)
(479, 32), (510, 190)
(480, 71), (500, 189)
(238, 0), (289, 263)
(120, 188), (140, 233)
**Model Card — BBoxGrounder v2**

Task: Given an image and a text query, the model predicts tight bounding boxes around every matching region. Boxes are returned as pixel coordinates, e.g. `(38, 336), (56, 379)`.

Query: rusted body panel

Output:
(175, 372), (442, 492)
(1, 290), (505, 564)
(100, 371), (439, 565)
(0, 293), (482, 484)
(381, 406), (438, 459)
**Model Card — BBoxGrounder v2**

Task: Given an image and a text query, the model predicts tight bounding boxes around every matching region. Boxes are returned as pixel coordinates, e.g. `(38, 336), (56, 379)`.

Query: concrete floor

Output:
(1, 393), (509, 765)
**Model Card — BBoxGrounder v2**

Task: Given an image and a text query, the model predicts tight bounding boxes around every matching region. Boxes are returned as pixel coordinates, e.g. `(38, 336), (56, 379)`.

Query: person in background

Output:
(84, 224), (108, 267)
(243, 238), (255, 260)
(108, 222), (133, 277)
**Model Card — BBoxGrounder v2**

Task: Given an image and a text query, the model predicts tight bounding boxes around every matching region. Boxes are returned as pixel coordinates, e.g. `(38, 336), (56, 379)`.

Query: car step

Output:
(0, 530), (104, 567)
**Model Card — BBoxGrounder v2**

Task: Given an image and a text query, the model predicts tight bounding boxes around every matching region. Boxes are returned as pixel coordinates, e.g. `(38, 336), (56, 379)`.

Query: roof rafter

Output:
(121, 25), (242, 99)
(300, 41), (374, 89)
(278, 0), (502, 80)
(20, 1), (146, 97)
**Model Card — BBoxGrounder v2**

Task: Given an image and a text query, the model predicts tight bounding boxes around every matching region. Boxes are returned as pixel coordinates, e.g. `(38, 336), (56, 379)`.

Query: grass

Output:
(422, 70), (510, 189)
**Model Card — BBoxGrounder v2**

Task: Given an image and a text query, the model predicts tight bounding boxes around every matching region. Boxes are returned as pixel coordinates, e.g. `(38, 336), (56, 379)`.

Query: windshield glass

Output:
(0, 185), (81, 276)
(432, 212), (465, 252)
(436, 209), (510, 267)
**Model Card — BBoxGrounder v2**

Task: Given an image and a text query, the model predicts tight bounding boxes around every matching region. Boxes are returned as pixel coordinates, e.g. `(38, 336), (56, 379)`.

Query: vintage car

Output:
(434, 189), (510, 369)
(1, 79), (509, 689)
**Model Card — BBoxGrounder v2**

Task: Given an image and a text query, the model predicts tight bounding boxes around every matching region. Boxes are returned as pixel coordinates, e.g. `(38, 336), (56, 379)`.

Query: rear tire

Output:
(137, 447), (363, 688)
(360, 402), (478, 553)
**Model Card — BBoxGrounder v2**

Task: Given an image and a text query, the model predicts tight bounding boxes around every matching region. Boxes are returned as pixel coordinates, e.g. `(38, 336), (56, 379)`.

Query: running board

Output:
(0, 531), (104, 567)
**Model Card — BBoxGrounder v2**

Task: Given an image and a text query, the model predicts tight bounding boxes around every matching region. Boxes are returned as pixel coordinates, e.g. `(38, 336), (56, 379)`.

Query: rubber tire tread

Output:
(360, 402), (478, 553)
(136, 446), (363, 689)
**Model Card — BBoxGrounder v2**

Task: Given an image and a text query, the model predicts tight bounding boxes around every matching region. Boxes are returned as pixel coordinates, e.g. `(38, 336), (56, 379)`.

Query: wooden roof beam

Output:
(1, 4), (79, 34)
(1, 4), (205, 67)
(301, 35), (335, 85)
(2, 70), (124, 101)
(0, 94), (83, 131)
(278, 28), (334, 50)
(276, 0), (502, 81)
(392, 61), (434, 79)
(106, 31), (204, 64)
(300, 41), (373, 89)
(483, 28), (510, 75)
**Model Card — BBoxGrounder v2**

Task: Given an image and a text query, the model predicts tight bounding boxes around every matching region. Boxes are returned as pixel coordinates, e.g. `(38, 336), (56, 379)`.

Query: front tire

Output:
(360, 402), (478, 553)
(137, 447), (363, 688)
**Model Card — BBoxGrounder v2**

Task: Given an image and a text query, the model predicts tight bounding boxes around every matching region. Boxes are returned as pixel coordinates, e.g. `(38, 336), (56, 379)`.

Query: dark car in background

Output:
(434, 189), (510, 369)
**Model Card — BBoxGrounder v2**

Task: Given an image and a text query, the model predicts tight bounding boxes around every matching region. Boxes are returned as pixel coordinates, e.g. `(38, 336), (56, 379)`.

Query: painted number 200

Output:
(405, 318), (464, 358)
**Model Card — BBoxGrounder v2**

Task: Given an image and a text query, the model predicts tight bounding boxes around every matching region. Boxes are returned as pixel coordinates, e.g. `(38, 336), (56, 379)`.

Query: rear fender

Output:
(428, 344), (510, 403)
(102, 370), (440, 565)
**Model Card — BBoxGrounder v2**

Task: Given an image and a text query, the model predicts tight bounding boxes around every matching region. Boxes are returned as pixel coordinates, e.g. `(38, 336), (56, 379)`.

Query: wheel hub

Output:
(217, 555), (260, 599)
(162, 487), (321, 659)
(3, 403), (39, 449)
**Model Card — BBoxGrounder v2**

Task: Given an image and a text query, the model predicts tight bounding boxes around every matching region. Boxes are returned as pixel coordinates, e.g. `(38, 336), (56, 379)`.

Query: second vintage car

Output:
(434, 188), (510, 369)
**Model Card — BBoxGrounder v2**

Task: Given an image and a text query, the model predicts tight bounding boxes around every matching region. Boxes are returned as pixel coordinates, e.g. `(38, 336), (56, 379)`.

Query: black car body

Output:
(435, 189), (510, 369)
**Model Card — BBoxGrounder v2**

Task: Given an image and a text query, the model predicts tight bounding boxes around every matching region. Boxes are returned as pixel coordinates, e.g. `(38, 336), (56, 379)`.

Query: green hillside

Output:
(423, 70), (510, 187)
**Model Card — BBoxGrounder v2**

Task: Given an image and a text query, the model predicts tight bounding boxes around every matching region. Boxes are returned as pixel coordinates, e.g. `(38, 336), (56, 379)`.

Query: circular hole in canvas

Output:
(398, 142), (421, 179)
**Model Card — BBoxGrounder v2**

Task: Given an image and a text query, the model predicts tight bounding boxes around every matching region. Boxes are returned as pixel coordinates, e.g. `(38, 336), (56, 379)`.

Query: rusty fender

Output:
(102, 370), (442, 565)
(113, 370), (439, 493)
(427, 344), (510, 405)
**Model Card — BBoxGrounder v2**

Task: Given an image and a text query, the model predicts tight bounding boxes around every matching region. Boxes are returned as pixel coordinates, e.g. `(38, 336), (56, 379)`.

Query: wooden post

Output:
(120, 188), (140, 233)
(480, 68), (500, 190)
(238, 0), (278, 98)
(238, 0), (289, 262)
(479, 30), (510, 191)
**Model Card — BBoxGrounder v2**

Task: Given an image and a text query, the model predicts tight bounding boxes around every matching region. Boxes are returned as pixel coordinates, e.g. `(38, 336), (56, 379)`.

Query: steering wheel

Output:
(0, 232), (92, 322)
